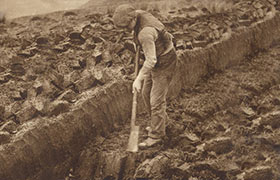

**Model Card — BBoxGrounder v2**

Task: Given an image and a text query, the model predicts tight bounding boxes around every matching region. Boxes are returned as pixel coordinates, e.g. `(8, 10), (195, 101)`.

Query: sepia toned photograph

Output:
(0, 0), (279, 179)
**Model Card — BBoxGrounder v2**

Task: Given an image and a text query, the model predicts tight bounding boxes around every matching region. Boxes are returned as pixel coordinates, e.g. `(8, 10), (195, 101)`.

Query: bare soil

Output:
(0, 0), (280, 179)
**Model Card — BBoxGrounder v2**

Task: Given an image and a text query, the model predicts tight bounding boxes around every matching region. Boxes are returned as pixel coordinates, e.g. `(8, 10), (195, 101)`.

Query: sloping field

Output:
(0, 0), (280, 179)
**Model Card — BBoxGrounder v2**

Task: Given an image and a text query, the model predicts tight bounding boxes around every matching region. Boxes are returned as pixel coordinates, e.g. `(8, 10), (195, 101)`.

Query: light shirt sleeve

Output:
(137, 27), (158, 80)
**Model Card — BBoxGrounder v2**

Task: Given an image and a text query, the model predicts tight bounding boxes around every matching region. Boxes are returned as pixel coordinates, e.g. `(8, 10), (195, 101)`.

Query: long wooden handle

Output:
(131, 45), (140, 127)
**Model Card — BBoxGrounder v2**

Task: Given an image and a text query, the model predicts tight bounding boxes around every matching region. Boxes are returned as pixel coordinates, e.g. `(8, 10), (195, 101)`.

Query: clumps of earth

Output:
(0, 0), (280, 179)
(69, 39), (280, 180)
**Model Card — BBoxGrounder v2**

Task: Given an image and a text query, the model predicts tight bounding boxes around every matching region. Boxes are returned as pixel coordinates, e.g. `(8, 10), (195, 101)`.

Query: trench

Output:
(0, 5), (280, 180)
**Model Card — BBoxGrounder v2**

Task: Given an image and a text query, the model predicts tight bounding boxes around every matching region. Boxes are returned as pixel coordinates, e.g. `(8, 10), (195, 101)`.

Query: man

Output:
(113, 4), (177, 148)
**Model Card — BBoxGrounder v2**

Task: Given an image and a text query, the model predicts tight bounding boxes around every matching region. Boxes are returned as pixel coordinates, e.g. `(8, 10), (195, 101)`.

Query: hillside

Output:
(0, 0), (280, 179)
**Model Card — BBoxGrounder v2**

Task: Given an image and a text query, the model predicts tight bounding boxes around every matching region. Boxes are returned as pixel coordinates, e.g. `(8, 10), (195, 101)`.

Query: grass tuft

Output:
(192, 0), (234, 14)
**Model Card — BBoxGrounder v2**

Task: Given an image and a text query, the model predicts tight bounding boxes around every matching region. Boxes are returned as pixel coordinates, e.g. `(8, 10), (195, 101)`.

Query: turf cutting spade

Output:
(127, 45), (140, 152)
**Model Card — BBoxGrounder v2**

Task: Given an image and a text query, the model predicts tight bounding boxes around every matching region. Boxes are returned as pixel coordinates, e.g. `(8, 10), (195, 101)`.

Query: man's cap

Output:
(113, 4), (136, 28)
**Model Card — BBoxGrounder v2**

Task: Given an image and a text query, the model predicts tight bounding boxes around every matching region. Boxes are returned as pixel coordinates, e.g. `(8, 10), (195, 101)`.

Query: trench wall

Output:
(0, 13), (280, 180)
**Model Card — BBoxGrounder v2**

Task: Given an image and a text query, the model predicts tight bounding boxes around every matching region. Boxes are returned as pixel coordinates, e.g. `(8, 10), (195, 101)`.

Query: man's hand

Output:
(132, 77), (142, 93)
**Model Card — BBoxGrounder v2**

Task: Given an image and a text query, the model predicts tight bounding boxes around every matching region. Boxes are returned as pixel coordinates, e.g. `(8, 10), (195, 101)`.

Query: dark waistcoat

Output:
(134, 10), (172, 57)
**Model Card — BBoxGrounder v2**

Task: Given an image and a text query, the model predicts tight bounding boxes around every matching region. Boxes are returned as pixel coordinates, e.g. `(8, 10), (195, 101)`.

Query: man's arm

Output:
(136, 27), (158, 81)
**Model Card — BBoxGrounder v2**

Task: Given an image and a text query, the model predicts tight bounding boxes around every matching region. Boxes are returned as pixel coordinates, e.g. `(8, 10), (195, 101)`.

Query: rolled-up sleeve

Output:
(137, 27), (158, 80)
